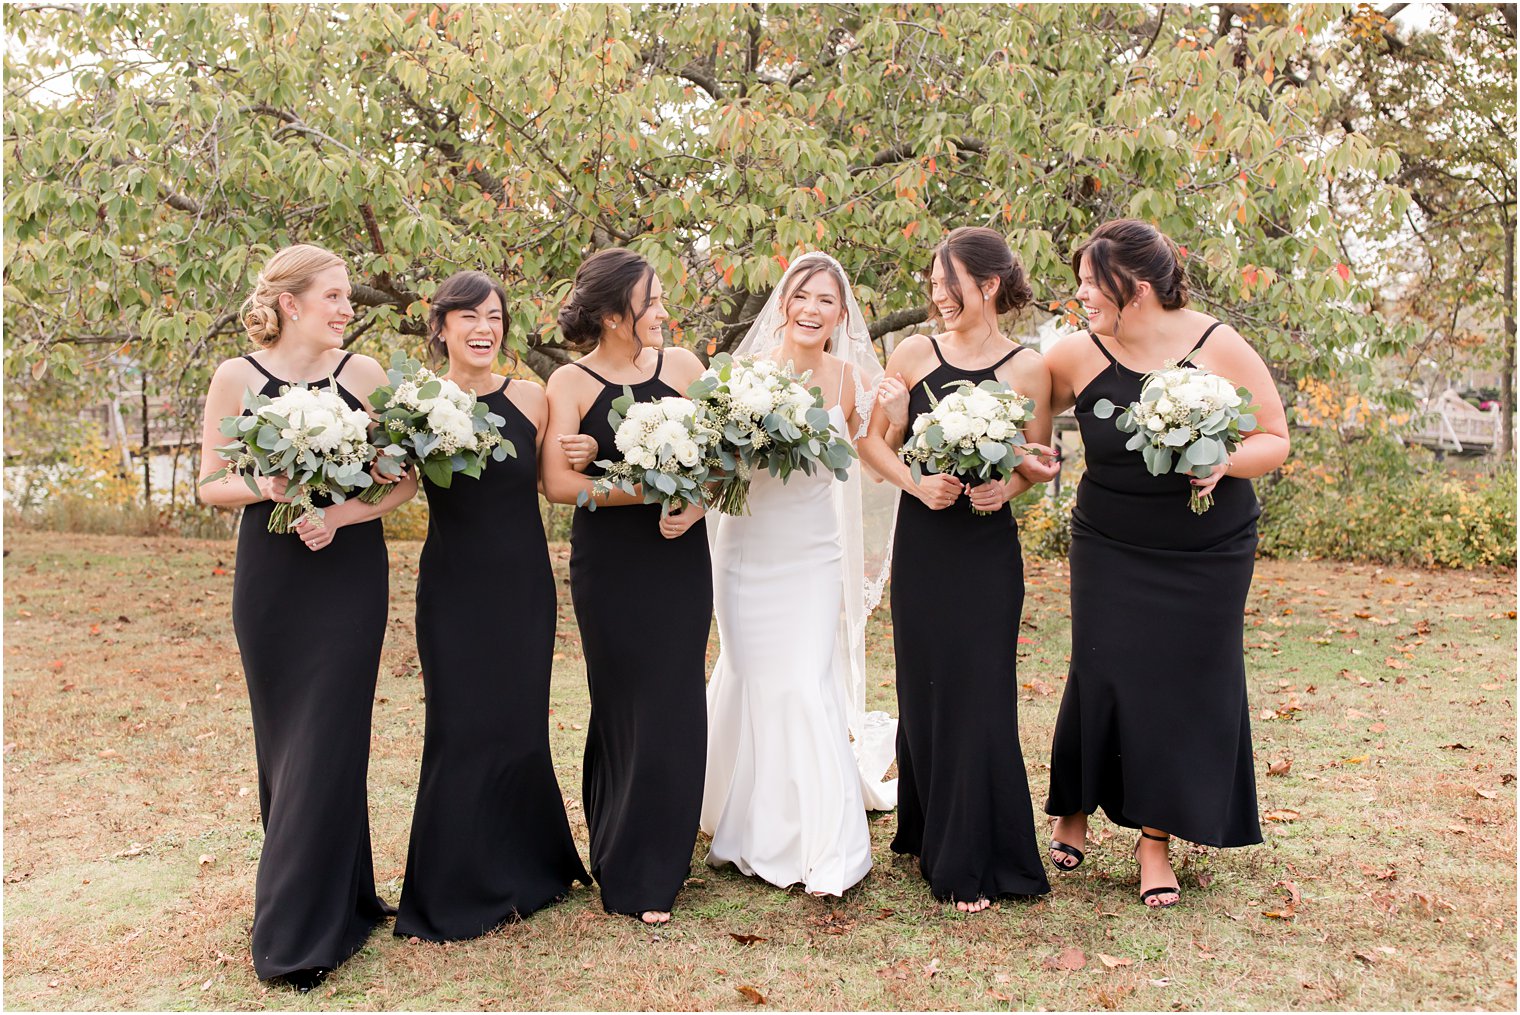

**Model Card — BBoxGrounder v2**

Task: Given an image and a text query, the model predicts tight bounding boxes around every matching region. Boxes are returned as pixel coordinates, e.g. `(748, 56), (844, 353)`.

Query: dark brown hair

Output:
(556, 248), (656, 354)
(1070, 218), (1190, 311)
(775, 254), (848, 353)
(428, 270), (512, 366)
(928, 226), (1033, 320)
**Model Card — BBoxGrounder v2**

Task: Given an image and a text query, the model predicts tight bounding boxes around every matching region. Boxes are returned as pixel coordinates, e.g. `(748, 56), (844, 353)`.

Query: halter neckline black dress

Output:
(231, 352), (393, 984)
(395, 380), (590, 941)
(1045, 323), (1263, 848)
(889, 338), (1051, 903)
(568, 349), (712, 915)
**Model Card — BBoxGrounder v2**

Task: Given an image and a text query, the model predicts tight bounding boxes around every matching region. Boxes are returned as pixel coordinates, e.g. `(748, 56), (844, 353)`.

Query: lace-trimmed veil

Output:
(716, 251), (899, 810)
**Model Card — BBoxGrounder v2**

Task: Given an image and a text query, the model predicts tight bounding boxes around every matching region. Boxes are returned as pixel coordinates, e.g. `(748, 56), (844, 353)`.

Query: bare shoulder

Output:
(342, 351), (387, 381)
(546, 361), (593, 396)
(883, 332), (936, 382)
(507, 377), (548, 412)
(666, 345), (704, 367)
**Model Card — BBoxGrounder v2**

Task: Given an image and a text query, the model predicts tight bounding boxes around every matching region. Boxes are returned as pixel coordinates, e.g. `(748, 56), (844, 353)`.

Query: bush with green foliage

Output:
(1258, 435), (1516, 569)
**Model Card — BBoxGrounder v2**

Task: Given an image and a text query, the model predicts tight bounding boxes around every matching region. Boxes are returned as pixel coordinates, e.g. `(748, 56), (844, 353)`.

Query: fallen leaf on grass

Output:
(1267, 758), (1292, 776)
(729, 933), (766, 946)
(1440, 743), (1472, 751)
(735, 985), (766, 1005)
(1274, 880), (1302, 906)
(1043, 947), (1086, 971)
(1263, 904), (1297, 920)
(1096, 953), (1132, 969)
(809, 910), (856, 935)
(922, 958), (941, 978)
(1263, 809), (1300, 823)
(1195, 872), (1214, 889)
(1148, 978), (1171, 987)
(875, 908), (894, 919)
(986, 987), (1015, 1002)
(197, 854), (215, 866)
(1475, 789), (1498, 800)
(1353, 950), (1379, 965)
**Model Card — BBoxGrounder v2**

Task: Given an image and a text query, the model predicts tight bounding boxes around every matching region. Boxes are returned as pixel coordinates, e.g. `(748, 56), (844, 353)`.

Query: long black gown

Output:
(568, 348), (711, 915)
(395, 380), (590, 942)
(1045, 324), (1263, 848)
(889, 339), (1051, 903)
(230, 352), (392, 983)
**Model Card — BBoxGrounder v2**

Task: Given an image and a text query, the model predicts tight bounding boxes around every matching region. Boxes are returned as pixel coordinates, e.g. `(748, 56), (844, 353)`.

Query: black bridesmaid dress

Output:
(395, 380), (590, 942)
(889, 338), (1051, 903)
(1045, 324), (1263, 848)
(568, 348), (711, 916)
(230, 353), (392, 984)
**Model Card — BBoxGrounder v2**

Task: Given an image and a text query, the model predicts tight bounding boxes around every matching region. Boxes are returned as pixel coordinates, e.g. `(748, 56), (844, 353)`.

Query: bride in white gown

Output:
(701, 252), (898, 897)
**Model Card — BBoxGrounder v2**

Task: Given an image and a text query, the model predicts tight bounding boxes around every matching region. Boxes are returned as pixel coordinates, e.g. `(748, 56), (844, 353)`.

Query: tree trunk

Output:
(1501, 219), (1515, 460)
(141, 385), (151, 504)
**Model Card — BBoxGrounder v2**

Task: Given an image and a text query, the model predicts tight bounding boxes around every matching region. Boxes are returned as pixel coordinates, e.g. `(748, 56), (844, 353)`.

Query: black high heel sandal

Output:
(1049, 839), (1085, 871)
(1134, 831), (1180, 908)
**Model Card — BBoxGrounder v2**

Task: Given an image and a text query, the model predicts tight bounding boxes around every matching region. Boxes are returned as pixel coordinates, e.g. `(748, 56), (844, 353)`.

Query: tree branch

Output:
(869, 305), (929, 340)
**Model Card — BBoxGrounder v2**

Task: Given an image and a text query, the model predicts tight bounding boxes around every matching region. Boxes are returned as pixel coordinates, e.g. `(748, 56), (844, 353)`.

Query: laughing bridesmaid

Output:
(395, 270), (590, 941)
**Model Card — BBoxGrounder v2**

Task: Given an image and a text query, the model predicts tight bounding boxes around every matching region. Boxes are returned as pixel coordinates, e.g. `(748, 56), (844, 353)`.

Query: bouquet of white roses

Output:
(686, 354), (857, 515)
(1092, 365), (1258, 514)
(361, 352), (515, 501)
(576, 389), (723, 514)
(202, 382), (378, 533)
(900, 379), (1036, 516)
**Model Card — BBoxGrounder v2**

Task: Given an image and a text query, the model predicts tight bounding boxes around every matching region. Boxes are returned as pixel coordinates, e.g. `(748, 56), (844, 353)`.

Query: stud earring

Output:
(292, 314), (299, 320)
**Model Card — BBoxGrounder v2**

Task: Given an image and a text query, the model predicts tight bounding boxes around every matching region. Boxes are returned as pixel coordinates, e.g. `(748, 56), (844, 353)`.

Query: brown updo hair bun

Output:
(929, 226), (1033, 318)
(1070, 219), (1190, 311)
(239, 243), (345, 347)
(556, 248), (656, 353)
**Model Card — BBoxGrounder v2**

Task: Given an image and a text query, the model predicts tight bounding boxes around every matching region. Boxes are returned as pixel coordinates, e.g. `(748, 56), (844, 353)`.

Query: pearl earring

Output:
(292, 314), (299, 320)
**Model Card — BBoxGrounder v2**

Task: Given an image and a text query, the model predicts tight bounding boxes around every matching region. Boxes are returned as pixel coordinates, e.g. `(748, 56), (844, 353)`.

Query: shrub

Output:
(1012, 485), (1075, 561)
(1259, 465), (1516, 568)
(1258, 433), (1515, 569)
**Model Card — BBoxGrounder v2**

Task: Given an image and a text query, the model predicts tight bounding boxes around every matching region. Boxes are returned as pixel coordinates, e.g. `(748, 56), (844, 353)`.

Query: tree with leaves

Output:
(5, 2), (1411, 484)
(1335, 2), (1515, 458)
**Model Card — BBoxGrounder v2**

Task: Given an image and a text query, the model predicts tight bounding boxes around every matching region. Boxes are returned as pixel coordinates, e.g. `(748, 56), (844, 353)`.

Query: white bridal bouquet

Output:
(576, 389), (723, 513)
(362, 352), (515, 500)
(900, 379), (1036, 515)
(1092, 365), (1258, 514)
(686, 354), (857, 515)
(202, 382), (378, 532)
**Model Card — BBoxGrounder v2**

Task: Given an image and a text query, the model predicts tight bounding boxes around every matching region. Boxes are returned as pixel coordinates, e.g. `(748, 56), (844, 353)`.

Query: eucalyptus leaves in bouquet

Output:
(1092, 365), (1258, 514)
(900, 379), (1036, 515)
(201, 381), (378, 532)
(576, 389), (723, 513)
(686, 354), (857, 515)
(362, 351), (516, 500)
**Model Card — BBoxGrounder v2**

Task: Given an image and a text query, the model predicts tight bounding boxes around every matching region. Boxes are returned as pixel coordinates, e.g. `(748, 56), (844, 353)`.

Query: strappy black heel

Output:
(1134, 831), (1180, 908)
(1049, 839), (1085, 871)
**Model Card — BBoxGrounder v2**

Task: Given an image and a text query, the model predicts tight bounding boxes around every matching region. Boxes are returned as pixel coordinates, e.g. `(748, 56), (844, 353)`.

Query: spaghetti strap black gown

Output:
(889, 339), (1051, 903)
(1045, 324), (1263, 848)
(230, 353), (392, 984)
(568, 349), (711, 915)
(395, 380), (590, 942)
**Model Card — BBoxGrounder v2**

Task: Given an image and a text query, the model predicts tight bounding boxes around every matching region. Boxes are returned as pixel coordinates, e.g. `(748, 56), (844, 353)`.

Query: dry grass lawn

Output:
(2, 531), (1515, 1011)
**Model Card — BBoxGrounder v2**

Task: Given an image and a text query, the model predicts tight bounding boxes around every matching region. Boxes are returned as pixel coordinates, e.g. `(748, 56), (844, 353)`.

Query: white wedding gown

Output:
(701, 403), (873, 896)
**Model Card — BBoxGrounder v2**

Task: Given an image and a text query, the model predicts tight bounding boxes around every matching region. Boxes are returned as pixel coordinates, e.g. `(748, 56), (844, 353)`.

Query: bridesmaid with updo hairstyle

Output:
(859, 226), (1056, 912)
(1040, 219), (1289, 908)
(394, 270), (590, 942)
(541, 248), (711, 925)
(197, 243), (417, 990)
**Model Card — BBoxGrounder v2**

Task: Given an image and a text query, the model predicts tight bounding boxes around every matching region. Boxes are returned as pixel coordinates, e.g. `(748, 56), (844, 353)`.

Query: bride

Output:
(700, 252), (898, 897)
